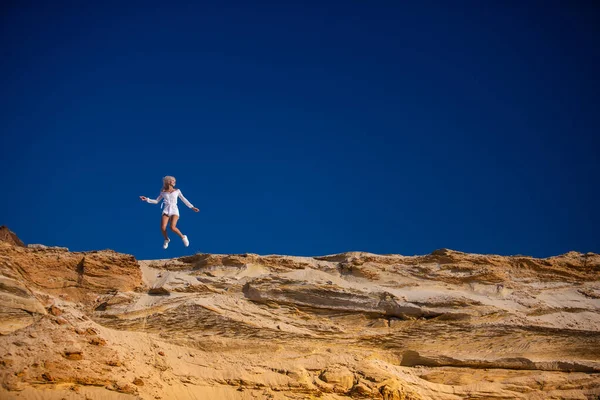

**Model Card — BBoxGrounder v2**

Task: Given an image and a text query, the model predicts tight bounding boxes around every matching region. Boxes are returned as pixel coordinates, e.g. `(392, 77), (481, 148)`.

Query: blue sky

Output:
(1, 1), (598, 259)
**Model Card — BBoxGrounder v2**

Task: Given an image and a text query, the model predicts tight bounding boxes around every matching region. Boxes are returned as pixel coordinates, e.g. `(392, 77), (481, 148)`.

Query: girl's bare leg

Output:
(169, 215), (185, 239)
(161, 214), (169, 240)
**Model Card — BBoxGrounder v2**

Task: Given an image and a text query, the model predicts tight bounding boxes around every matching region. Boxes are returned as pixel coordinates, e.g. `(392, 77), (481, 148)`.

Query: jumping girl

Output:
(140, 176), (199, 249)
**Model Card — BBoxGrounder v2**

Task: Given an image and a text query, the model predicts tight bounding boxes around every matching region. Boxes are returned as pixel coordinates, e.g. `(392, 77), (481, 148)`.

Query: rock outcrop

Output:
(0, 226), (25, 247)
(0, 230), (599, 399)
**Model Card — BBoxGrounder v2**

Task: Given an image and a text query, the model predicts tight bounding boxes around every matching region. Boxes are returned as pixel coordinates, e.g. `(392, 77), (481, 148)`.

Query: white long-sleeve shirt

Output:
(146, 189), (194, 216)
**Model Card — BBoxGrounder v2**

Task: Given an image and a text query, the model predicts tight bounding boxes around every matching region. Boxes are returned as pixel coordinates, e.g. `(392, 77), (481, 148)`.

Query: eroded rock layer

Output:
(1, 238), (599, 399)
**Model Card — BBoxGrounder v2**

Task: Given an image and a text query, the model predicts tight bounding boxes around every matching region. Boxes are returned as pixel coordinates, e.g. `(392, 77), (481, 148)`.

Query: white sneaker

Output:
(182, 235), (189, 247)
(163, 239), (170, 249)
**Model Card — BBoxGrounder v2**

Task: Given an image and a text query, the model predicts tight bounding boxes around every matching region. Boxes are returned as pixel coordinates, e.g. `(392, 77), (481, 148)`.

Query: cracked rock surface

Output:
(1, 233), (599, 399)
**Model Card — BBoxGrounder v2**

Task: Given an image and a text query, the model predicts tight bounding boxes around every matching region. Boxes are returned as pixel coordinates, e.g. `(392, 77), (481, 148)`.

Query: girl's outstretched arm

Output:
(139, 193), (163, 204)
(178, 191), (199, 212)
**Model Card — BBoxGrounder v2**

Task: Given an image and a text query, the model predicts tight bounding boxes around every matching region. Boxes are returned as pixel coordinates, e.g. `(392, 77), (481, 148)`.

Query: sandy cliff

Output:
(1, 227), (599, 399)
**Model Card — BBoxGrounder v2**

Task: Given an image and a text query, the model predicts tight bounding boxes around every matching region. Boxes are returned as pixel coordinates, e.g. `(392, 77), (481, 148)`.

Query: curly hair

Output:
(162, 176), (176, 191)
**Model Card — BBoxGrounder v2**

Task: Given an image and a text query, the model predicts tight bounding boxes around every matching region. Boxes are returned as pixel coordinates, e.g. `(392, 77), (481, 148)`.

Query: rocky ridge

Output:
(0, 227), (599, 399)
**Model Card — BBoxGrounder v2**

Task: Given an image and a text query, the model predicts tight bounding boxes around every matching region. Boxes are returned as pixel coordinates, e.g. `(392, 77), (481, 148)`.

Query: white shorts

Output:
(161, 204), (180, 217)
